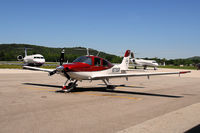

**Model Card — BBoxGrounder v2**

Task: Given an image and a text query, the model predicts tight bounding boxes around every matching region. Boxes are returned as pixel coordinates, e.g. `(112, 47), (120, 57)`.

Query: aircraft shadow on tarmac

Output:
(23, 83), (183, 98)
(24, 83), (62, 88)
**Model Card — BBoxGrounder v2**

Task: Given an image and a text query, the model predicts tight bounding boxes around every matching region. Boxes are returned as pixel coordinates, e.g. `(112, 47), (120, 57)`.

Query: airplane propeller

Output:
(49, 49), (70, 79)
(60, 49), (65, 65)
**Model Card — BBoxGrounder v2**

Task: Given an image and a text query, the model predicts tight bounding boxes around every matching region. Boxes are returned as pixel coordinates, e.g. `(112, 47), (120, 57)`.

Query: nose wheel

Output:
(62, 80), (78, 93)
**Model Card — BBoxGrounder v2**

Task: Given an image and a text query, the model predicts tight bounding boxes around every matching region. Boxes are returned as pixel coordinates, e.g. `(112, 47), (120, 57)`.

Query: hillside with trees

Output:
(0, 44), (122, 63)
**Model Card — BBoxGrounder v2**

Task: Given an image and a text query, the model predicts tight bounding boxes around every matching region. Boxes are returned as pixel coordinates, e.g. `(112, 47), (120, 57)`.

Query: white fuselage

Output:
(59, 56), (130, 81)
(131, 59), (158, 67)
(61, 64), (121, 80)
(23, 54), (45, 66)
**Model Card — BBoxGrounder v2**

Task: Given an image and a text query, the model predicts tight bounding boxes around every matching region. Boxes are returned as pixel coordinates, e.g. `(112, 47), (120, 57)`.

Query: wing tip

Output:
(179, 71), (191, 74)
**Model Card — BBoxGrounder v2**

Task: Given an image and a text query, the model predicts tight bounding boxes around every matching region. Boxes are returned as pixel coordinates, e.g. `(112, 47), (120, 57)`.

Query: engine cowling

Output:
(17, 55), (23, 61)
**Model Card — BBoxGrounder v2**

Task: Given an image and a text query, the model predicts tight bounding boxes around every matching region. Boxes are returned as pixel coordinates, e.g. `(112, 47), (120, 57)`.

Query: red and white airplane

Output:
(23, 50), (190, 92)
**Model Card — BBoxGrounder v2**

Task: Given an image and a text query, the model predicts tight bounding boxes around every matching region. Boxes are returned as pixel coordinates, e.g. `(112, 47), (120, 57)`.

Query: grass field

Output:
(0, 64), (57, 69)
(0, 64), (22, 69)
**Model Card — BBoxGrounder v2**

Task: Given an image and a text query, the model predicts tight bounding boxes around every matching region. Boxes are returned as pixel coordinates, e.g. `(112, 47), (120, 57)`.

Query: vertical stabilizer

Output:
(119, 50), (131, 70)
(25, 48), (27, 57)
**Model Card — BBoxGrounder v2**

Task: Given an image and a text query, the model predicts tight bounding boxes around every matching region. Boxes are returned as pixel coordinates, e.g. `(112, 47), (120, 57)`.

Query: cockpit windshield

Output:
(73, 56), (92, 65)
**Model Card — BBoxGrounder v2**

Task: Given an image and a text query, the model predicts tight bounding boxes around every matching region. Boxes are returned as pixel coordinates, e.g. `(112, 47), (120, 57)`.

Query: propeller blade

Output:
(49, 70), (57, 76)
(60, 49), (65, 65)
(63, 70), (71, 80)
(87, 48), (89, 56)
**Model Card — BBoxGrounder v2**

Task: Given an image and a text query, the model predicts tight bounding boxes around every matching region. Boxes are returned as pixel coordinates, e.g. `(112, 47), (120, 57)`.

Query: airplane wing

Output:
(23, 66), (55, 73)
(91, 71), (191, 80)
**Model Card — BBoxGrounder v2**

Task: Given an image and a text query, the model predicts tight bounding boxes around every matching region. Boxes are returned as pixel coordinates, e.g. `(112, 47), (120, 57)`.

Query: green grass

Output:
(0, 64), (22, 69)
(41, 65), (57, 69)
(45, 62), (59, 64)
(0, 64), (57, 69)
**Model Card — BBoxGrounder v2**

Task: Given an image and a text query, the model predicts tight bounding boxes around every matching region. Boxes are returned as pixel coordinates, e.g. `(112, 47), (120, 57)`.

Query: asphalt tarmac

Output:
(0, 69), (200, 133)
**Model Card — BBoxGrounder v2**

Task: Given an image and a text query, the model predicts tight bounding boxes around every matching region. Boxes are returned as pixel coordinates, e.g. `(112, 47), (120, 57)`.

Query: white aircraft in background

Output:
(17, 48), (45, 66)
(130, 52), (159, 70)
(23, 49), (190, 93)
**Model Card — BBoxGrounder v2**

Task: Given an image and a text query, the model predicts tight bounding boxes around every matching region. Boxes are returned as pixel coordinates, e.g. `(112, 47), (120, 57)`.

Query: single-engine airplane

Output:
(23, 50), (190, 92)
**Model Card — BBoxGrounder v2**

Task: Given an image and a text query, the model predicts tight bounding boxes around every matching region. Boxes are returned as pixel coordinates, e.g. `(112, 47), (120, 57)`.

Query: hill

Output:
(0, 44), (122, 63)
(187, 56), (200, 60)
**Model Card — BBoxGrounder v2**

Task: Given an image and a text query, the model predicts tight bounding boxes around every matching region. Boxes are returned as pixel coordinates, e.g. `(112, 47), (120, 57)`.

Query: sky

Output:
(0, 0), (200, 59)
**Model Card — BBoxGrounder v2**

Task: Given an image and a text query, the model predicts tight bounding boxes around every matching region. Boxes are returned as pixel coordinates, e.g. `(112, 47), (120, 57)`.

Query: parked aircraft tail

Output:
(119, 50), (131, 70)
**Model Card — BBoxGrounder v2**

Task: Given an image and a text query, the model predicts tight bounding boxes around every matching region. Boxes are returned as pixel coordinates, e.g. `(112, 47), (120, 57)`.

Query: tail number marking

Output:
(112, 68), (120, 73)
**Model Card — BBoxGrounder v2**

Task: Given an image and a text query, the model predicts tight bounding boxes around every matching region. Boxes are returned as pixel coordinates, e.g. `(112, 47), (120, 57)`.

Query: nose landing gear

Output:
(62, 80), (78, 93)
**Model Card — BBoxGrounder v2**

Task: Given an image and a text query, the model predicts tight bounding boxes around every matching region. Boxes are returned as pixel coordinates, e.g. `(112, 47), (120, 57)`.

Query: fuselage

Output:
(23, 54), (45, 66)
(132, 59), (158, 67)
(58, 55), (125, 80)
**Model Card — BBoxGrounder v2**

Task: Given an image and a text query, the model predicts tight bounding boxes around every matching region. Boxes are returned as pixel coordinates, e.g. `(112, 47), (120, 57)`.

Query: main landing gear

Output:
(102, 79), (115, 90)
(62, 80), (78, 93)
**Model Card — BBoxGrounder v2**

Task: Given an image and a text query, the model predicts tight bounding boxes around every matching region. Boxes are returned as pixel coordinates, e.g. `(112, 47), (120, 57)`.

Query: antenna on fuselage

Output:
(96, 51), (100, 56)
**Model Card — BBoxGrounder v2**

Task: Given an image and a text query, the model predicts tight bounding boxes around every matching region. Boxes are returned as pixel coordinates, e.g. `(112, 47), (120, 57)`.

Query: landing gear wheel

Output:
(107, 85), (115, 90)
(62, 81), (78, 93)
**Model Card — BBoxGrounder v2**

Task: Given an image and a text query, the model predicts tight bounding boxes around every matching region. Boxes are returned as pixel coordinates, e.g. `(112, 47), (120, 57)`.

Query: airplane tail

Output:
(24, 48), (27, 57)
(119, 50), (131, 70)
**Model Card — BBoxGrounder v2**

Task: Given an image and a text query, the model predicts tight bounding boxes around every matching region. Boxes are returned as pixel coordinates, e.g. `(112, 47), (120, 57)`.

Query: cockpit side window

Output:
(103, 59), (108, 67)
(94, 58), (101, 66)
